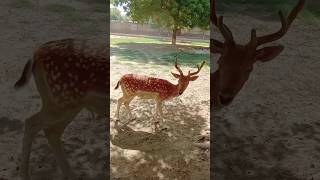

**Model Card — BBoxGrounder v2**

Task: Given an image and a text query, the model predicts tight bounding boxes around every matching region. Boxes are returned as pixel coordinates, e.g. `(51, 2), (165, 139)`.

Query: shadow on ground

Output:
(2, 114), (109, 180)
(111, 100), (209, 179)
(211, 110), (317, 180)
(111, 42), (209, 66)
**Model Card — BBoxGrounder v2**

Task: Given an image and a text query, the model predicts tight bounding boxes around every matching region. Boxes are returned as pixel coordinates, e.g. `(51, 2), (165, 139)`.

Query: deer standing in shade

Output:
(14, 39), (108, 180)
(115, 59), (205, 125)
(210, 0), (305, 108)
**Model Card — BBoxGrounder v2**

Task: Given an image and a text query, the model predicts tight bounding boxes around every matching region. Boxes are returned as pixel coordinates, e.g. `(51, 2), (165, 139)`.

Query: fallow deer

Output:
(210, 0), (305, 108)
(14, 38), (108, 180)
(115, 58), (205, 125)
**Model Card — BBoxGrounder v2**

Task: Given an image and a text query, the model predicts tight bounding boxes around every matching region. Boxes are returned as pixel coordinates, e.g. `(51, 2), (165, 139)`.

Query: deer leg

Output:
(115, 96), (125, 119)
(157, 101), (164, 119)
(20, 112), (43, 180)
(44, 120), (74, 179)
(154, 98), (164, 126)
(124, 96), (135, 120)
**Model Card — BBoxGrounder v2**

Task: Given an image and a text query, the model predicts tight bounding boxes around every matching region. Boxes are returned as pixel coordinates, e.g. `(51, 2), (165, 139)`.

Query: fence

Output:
(110, 21), (210, 40)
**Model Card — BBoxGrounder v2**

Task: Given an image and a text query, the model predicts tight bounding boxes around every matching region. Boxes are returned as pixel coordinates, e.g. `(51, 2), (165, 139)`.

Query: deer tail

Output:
(14, 58), (34, 90)
(114, 80), (120, 90)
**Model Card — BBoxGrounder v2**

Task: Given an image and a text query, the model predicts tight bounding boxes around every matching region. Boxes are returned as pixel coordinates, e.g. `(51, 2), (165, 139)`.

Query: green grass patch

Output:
(111, 35), (208, 47)
(111, 35), (209, 68)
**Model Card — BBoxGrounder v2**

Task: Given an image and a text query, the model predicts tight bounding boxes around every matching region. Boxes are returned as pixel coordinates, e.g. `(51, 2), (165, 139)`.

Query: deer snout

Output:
(179, 91), (183, 95)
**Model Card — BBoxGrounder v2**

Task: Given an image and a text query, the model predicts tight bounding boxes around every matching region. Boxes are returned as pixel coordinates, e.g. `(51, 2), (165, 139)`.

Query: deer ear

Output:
(189, 76), (199, 81)
(255, 45), (284, 62)
(171, 72), (181, 79)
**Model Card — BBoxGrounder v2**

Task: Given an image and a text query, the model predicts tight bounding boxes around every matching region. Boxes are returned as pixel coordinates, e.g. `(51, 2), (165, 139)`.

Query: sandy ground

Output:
(110, 44), (210, 179)
(0, 0), (108, 179)
(212, 13), (320, 180)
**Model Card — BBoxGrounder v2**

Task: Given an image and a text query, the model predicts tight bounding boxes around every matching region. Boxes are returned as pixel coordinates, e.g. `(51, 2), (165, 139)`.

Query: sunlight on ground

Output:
(110, 34), (210, 179)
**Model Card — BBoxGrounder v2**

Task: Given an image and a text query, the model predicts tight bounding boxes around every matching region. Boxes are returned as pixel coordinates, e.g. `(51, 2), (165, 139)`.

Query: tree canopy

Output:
(113, 0), (210, 45)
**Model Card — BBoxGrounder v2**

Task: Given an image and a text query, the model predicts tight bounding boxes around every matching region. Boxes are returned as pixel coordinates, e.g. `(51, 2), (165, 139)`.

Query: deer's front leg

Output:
(156, 101), (164, 120)
(154, 98), (164, 124)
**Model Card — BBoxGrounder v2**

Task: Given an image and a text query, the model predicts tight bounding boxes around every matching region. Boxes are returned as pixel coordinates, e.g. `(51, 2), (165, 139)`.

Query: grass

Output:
(111, 35), (209, 68)
(111, 35), (209, 47)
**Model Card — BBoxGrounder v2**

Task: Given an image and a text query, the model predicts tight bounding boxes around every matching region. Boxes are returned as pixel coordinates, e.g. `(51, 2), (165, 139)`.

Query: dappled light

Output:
(110, 100), (209, 179)
(110, 34), (210, 179)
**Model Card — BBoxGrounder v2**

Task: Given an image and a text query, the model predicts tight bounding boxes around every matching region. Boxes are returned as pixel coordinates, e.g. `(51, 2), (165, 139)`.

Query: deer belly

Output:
(135, 91), (160, 99)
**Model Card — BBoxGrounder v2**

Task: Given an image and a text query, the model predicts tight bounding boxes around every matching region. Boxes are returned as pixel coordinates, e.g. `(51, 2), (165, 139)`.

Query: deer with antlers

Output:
(115, 58), (205, 125)
(211, 0), (305, 108)
(14, 39), (108, 180)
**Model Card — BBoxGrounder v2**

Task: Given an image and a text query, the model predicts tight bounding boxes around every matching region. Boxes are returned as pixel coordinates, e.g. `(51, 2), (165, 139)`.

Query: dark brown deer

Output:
(14, 39), (108, 180)
(210, 0), (305, 108)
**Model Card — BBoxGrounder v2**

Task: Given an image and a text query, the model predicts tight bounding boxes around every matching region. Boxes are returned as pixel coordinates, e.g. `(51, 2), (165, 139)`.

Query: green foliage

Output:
(113, 0), (210, 34)
(111, 7), (122, 20)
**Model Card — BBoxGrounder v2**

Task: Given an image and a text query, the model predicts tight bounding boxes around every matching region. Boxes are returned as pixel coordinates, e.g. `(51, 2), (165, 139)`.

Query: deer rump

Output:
(15, 39), (109, 108)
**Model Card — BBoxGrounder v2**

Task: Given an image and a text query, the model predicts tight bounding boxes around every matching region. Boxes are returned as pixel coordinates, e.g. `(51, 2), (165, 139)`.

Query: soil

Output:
(0, 0), (108, 179)
(110, 52), (210, 179)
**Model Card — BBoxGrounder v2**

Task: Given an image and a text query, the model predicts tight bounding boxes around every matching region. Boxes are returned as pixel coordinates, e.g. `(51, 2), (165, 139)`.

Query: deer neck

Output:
(171, 82), (182, 97)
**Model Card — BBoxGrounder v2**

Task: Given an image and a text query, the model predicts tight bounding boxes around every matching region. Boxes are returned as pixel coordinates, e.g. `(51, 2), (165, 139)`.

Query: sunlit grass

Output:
(111, 35), (209, 68)
(111, 35), (209, 47)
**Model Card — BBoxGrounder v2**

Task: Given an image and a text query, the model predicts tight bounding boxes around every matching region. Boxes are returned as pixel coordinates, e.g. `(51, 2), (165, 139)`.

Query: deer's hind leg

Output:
(20, 112), (44, 180)
(43, 109), (79, 179)
(123, 95), (135, 120)
(116, 93), (135, 120)
(115, 96), (124, 119)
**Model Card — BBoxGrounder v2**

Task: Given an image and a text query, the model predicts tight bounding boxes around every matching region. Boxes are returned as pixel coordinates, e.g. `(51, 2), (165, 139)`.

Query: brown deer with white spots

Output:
(14, 39), (108, 180)
(115, 58), (205, 125)
(211, 0), (305, 108)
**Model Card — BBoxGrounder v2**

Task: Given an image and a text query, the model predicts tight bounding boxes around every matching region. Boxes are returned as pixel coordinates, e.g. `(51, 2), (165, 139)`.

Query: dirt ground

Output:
(0, 0), (108, 179)
(212, 12), (320, 180)
(110, 45), (210, 179)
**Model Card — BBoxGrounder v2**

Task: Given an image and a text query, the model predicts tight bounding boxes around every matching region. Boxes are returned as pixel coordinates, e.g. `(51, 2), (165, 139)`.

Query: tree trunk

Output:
(172, 28), (177, 45)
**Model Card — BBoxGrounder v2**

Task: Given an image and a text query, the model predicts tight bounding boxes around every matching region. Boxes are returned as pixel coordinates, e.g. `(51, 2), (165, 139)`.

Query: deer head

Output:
(211, 0), (305, 107)
(172, 58), (205, 95)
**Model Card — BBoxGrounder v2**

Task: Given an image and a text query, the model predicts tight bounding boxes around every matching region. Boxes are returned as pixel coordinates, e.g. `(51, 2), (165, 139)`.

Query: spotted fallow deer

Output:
(14, 39), (108, 180)
(210, 0), (305, 108)
(115, 58), (205, 124)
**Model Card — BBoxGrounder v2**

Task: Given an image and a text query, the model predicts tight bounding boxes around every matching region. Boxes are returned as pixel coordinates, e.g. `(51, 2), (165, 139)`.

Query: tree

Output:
(111, 7), (123, 21)
(113, 0), (210, 45)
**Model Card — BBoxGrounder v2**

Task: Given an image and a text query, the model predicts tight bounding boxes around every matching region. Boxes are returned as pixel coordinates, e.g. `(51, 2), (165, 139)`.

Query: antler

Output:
(175, 57), (184, 76)
(188, 61), (205, 76)
(249, 0), (305, 46)
(211, 0), (235, 44)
